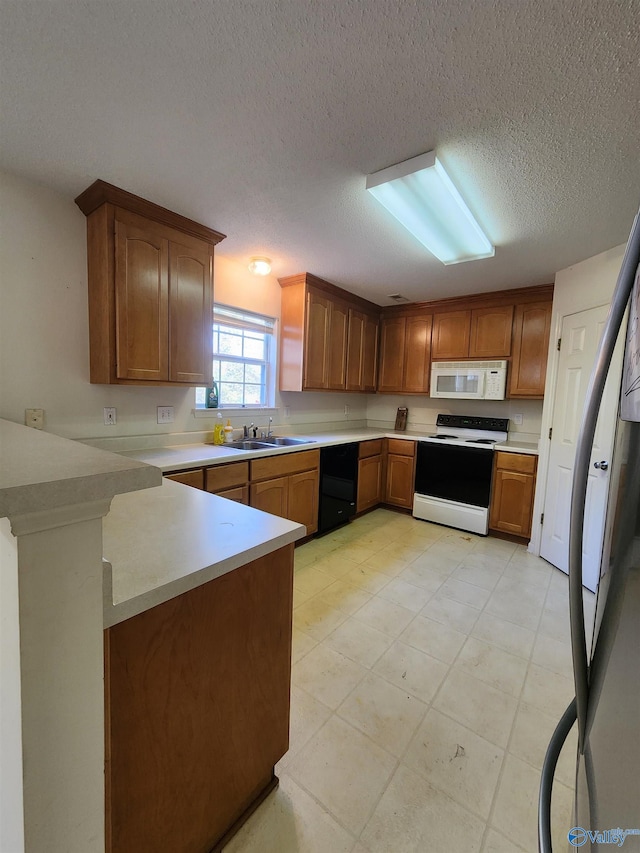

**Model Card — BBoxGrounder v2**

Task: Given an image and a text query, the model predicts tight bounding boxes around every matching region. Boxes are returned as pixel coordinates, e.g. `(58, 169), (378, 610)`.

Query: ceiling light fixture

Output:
(366, 151), (495, 265)
(248, 257), (272, 276)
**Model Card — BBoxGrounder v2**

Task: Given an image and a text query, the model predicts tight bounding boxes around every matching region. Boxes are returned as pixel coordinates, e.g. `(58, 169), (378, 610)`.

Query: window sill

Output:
(192, 407), (280, 419)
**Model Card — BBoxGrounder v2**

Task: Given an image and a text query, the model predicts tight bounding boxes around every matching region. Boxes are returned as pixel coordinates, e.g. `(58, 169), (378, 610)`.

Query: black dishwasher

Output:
(318, 443), (359, 534)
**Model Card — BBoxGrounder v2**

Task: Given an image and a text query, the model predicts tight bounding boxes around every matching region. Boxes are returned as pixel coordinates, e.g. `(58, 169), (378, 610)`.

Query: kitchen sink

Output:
(258, 436), (315, 446)
(223, 440), (274, 451)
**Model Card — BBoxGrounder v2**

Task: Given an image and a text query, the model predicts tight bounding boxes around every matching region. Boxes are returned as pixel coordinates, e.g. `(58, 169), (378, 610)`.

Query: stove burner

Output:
(430, 434), (459, 439)
(466, 438), (496, 444)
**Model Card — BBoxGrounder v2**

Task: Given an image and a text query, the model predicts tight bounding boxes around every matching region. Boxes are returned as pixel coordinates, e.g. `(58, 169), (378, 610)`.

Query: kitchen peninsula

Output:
(0, 418), (305, 853)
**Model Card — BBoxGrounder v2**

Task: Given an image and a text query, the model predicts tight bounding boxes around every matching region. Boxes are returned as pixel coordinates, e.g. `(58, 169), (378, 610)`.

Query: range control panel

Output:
(435, 414), (510, 432)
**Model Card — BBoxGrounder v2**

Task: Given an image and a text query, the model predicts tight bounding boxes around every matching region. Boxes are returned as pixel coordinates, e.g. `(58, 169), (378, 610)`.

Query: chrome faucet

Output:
(244, 422), (256, 438)
(259, 418), (274, 440)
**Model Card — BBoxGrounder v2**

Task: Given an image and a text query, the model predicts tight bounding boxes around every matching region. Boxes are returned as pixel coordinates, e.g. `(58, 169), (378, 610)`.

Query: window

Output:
(196, 304), (276, 408)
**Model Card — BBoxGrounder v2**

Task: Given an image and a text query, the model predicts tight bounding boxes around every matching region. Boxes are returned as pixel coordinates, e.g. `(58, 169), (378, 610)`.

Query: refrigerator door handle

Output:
(538, 698), (577, 853)
(568, 209), (640, 752)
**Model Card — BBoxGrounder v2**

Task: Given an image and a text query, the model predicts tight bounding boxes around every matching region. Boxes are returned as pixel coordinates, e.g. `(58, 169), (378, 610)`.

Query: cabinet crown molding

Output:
(75, 179), (226, 245)
(278, 272), (380, 315)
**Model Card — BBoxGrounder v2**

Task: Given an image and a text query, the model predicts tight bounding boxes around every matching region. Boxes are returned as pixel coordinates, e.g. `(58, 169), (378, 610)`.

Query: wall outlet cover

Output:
(103, 407), (117, 425)
(513, 413), (523, 425)
(25, 408), (44, 429)
(157, 406), (175, 424)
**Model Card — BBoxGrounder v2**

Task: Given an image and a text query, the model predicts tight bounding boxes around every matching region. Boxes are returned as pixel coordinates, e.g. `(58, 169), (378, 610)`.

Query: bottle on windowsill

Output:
(205, 382), (219, 409)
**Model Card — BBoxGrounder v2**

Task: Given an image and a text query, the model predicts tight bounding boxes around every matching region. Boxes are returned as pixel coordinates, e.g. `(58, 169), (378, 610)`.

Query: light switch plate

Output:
(103, 407), (117, 425)
(513, 413), (523, 425)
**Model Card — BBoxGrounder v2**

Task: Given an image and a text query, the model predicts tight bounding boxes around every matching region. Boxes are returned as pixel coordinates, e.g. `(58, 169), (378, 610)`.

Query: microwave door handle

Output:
(477, 370), (486, 397)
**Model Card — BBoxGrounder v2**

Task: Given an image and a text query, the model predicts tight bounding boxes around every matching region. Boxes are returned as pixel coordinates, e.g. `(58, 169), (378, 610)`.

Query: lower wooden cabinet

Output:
(164, 468), (204, 489)
(104, 546), (294, 853)
(250, 450), (320, 536)
(357, 454), (383, 512)
(165, 461), (249, 504)
(384, 439), (416, 509)
(489, 451), (537, 538)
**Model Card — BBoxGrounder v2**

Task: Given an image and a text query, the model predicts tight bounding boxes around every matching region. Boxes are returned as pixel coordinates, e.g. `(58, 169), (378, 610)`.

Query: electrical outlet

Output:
(25, 408), (44, 429)
(513, 413), (523, 425)
(284, 406), (291, 419)
(103, 407), (117, 425)
(157, 406), (175, 424)
(344, 404), (350, 418)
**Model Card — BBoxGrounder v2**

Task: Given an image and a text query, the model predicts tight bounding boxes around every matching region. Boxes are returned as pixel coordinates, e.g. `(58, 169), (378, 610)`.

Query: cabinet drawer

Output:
(205, 462), (249, 492)
(216, 485), (249, 505)
(386, 439), (415, 457)
(495, 451), (537, 474)
(250, 448), (320, 481)
(164, 468), (204, 489)
(359, 439), (384, 459)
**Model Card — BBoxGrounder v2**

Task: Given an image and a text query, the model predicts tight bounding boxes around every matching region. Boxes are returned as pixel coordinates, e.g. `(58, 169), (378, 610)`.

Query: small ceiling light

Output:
(366, 151), (495, 265)
(248, 257), (272, 276)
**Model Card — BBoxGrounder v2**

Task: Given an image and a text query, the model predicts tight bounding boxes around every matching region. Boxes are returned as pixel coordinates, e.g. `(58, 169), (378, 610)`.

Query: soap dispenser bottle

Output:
(213, 412), (225, 445)
(224, 419), (234, 443)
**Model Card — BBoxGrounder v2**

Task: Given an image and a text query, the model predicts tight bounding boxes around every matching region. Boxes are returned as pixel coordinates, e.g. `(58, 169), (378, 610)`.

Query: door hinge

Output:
(549, 427), (552, 439)
(557, 338), (562, 351)
(540, 513), (544, 525)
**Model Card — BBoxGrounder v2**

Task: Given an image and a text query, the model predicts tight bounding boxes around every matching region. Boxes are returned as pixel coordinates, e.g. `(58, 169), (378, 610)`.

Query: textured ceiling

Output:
(1, 0), (639, 305)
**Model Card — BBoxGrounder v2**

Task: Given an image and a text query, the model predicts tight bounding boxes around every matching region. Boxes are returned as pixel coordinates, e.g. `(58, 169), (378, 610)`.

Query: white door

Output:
(540, 305), (623, 591)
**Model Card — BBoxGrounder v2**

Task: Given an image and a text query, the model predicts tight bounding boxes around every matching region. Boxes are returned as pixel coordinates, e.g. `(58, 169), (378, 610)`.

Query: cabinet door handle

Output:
(593, 460), (609, 471)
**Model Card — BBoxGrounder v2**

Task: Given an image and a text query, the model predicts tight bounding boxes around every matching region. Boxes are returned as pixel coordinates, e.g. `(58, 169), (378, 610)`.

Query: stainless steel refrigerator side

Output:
(568, 210), (640, 754)
(538, 208), (640, 853)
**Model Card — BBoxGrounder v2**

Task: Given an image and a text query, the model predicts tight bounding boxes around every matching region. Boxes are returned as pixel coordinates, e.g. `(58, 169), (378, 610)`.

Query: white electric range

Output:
(412, 414), (509, 535)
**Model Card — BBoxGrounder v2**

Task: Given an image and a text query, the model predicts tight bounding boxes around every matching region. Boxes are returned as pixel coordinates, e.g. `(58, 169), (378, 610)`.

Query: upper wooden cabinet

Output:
(509, 301), (552, 398)
(378, 314), (432, 393)
(431, 305), (513, 360)
(75, 180), (225, 385)
(279, 273), (379, 392)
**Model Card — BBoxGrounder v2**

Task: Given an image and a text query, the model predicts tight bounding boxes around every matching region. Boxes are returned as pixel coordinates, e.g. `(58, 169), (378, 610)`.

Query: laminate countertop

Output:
(102, 478), (305, 627)
(118, 428), (539, 472)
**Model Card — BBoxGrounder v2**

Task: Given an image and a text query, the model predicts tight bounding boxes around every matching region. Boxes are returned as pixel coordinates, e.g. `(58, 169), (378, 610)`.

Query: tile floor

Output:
(224, 509), (596, 853)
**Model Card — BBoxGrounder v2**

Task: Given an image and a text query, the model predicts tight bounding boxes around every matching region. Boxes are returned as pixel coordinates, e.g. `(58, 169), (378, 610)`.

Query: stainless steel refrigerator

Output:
(539, 211), (640, 852)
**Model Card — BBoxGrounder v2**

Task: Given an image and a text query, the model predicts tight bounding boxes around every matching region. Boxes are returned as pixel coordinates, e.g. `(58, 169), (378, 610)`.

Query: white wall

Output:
(0, 171), (367, 442)
(529, 243), (626, 553)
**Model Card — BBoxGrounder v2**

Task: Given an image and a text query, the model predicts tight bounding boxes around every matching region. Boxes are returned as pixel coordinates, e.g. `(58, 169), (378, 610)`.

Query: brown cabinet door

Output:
(469, 305), (513, 358)
(385, 453), (415, 508)
(303, 290), (330, 389)
(378, 316), (406, 392)
(114, 215), (169, 381)
(345, 308), (365, 391)
(403, 314), (432, 393)
(431, 310), (471, 360)
(164, 469), (204, 489)
(215, 485), (249, 504)
(361, 313), (379, 392)
(327, 299), (348, 390)
(357, 455), (383, 512)
(169, 240), (213, 384)
(489, 469), (535, 537)
(288, 469), (319, 535)
(509, 301), (552, 397)
(250, 476), (289, 517)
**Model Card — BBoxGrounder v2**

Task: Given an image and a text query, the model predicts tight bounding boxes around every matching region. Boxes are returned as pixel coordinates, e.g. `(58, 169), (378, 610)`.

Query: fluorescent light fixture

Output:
(248, 257), (271, 276)
(366, 151), (494, 265)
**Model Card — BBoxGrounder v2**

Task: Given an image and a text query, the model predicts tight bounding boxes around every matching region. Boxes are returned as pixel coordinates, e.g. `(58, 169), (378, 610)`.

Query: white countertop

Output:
(0, 418), (161, 518)
(120, 428), (539, 472)
(102, 478), (305, 626)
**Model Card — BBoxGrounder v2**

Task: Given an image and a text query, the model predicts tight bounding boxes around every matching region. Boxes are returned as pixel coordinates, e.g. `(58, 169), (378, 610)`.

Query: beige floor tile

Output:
(380, 541), (425, 563)
(503, 560), (554, 587)
(397, 562), (447, 594)
(404, 709), (504, 819)
(353, 596), (415, 637)
(312, 552), (362, 579)
(461, 549), (511, 571)
(537, 606), (572, 644)
(291, 628), (318, 664)
(338, 542), (379, 564)
(277, 685), (332, 772)
(341, 564), (391, 595)
(373, 640), (449, 703)
(471, 611), (536, 660)
(439, 577), (491, 610)
(481, 828), (527, 852)
(315, 579), (372, 616)
(426, 539), (475, 563)
(293, 596), (348, 641)
(410, 550), (461, 576)
(453, 561), (504, 591)
(293, 587), (313, 608)
(485, 576), (547, 631)
(324, 616), (394, 668)
(287, 716), (396, 836)
(222, 774), (355, 853)
(360, 764), (484, 853)
(294, 545), (320, 570)
(337, 671), (427, 757)
(378, 577), (434, 613)
(294, 565), (337, 598)
(470, 538), (517, 559)
(420, 592), (481, 634)
(508, 701), (578, 789)
(433, 668), (518, 748)
(362, 552), (409, 577)
(455, 637), (528, 698)
(521, 663), (575, 720)
(291, 644), (367, 710)
(491, 753), (573, 853)
(531, 632), (574, 679)
(400, 615), (467, 664)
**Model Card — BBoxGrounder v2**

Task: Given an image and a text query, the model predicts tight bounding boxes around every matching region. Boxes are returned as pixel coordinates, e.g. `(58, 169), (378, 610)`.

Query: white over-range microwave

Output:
(430, 360), (508, 400)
